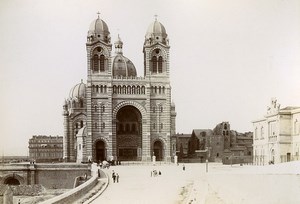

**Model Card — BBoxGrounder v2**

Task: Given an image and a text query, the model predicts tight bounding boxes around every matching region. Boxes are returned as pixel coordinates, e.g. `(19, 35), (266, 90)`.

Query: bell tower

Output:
(85, 14), (113, 160)
(143, 16), (170, 78)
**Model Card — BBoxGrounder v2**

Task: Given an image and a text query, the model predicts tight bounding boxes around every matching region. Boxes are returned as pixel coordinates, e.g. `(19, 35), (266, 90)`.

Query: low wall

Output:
(40, 175), (98, 204)
(40, 168), (109, 204)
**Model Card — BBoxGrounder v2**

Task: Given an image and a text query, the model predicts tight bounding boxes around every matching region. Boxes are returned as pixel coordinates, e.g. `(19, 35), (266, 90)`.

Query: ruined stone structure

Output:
(186, 122), (253, 163)
(63, 15), (176, 163)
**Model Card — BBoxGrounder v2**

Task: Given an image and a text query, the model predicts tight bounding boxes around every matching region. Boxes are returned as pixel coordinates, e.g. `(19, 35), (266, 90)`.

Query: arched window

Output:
(113, 85), (117, 94)
(104, 85), (107, 93)
(95, 106), (98, 112)
(162, 87), (165, 94)
(159, 87), (161, 94)
(141, 86), (145, 94)
(155, 86), (157, 93)
(80, 100), (83, 108)
(137, 86), (140, 94)
(152, 56), (157, 73)
(93, 55), (99, 71)
(102, 106), (105, 113)
(92, 85), (95, 93)
(153, 106), (155, 113)
(132, 86), (136, 94)
(100, 55), (105, 71)
(126, 124), (130, 132)
(100, 85), (103, 93)
(102, 122), (105, 129)
(96, 85), (99, 93)
(158, 56), (163, 73)
(127, 86), (131, 94)
(80, 120), (83, 128)
(122, 86), (126, 94)
(132, 124), (136, 132)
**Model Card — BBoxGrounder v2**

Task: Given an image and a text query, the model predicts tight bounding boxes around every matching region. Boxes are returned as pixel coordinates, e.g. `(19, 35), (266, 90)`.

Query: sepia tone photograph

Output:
(0, 0), (300, 203)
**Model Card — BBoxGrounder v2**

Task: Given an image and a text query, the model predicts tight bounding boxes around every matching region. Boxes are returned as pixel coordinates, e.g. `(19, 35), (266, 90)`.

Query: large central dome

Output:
(112, 35), (137, 77)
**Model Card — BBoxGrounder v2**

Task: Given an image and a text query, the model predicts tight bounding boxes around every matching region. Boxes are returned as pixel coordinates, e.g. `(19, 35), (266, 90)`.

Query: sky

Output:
(0, 0), (299, 156)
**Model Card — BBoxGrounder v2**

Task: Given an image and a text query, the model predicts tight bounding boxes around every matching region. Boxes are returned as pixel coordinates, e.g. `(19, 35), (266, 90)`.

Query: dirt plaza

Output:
(90, 161), (300, 204)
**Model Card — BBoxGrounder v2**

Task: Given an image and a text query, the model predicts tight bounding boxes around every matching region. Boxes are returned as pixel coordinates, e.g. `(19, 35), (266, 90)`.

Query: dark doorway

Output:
(96, 140), (105, 162)
(116, 105), (142, 161)
(287, 153), (291, 162)
(4, 177), (20, 185)
(153, 140), (163, 161)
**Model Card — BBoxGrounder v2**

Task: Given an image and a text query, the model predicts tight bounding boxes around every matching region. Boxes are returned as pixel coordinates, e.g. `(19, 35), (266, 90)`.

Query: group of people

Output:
(151, 169), (161, 177)
(112, 170), (119, 183)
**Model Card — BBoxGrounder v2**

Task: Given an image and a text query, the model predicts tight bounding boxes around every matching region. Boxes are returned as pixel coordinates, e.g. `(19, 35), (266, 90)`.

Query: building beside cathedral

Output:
(253, 98), (300, 165)
(186, 122), (253, 163)
(62, 15), (176, 163)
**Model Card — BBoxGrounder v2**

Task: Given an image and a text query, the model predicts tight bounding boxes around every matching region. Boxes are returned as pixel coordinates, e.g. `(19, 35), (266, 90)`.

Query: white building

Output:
(253, 98), (300, 165)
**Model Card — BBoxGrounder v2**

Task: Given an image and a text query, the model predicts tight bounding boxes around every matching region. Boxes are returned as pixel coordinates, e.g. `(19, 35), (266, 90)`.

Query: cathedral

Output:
(62, 15), (177, 163)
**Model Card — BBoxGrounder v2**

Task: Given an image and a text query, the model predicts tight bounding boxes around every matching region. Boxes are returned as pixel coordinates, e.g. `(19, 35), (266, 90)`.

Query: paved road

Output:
(90, 162), (300, 204)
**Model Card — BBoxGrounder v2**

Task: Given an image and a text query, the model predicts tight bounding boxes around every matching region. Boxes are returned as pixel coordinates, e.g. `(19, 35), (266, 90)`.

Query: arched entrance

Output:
(116, 106), (142, 161)
(4, 177), (20, 185)
(95, 140), (106, 162)
(153, 140), (163, 161)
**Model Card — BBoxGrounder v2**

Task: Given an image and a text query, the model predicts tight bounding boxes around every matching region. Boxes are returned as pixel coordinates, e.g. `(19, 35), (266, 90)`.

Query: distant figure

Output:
(18, 199), (21, 204)
(183, 164), (185, 171)
(98, 168), (101, 177)
(116, 173), (119, 183)
(112, 171), (116, 183)
(159, 171), (161, 175)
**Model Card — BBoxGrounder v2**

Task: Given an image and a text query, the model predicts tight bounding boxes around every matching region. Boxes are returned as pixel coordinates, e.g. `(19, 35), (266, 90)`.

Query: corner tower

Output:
(143, 17), (170, 78)
(86, 15), (113, 161)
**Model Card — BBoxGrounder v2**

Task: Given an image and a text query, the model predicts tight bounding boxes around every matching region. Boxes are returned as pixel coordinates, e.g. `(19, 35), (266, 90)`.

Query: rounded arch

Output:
(149, 46), (168, 59)
(94, 138), (108, 162)
(152, 138), (166, 161)
(1, 174), (25, 185)
(113, 101), (147, 120)
(90, 45), (110, 58)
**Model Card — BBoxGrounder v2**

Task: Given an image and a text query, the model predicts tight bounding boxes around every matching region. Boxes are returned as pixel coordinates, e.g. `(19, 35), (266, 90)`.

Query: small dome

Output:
(87, 16), (110, 43)
(69, 81), (86, 99)
(145, 19), (168, 45)
(112, 55), (137, 77)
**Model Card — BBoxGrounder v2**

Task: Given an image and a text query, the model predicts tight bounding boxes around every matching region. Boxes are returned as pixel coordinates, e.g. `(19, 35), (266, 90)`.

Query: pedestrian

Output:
(159, 171), (161, 175)
(116, 173), (119, 183)
(112, 171), (116, 183)
(183, 164), (185, 171)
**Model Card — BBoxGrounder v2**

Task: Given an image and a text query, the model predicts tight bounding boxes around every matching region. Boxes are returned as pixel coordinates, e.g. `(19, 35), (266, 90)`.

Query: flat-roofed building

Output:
(28, 135), (63, 162)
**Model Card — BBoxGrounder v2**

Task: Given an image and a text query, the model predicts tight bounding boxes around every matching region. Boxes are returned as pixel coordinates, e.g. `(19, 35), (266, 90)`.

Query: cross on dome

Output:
(97, 11), (100, 18)
(154, 14), (158, 21)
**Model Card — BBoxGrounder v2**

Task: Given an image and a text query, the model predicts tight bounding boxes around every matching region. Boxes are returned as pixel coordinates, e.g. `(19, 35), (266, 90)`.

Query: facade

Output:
(63, 15), (176, 163)
(174, 133), (191, 159)
(253, 98), (300, 165)
(187, 122), (253, 163)
(28, 135), (63, 162)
